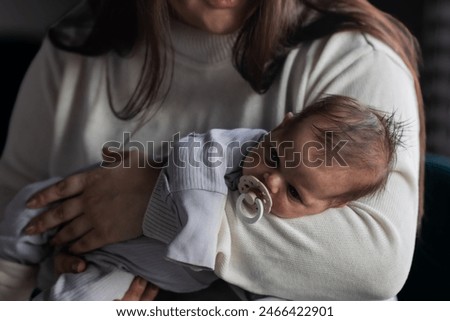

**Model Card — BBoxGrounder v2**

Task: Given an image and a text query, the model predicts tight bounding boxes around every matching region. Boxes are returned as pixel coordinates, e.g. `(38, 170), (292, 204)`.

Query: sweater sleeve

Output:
(298, 33), (420, 299)
(215, 32), (420, 300)
(143, 129), (265, 270)
(0, 38), (63, 220)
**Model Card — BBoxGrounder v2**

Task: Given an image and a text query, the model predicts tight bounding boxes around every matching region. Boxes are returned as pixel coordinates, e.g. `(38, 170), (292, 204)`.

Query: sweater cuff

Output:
(166, 189), (227, 270)
(143, 171), (182, 244)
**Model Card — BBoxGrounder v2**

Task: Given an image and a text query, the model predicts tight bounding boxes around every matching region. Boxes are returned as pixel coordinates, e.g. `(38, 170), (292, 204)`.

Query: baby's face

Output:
(242, 115), (353, 219)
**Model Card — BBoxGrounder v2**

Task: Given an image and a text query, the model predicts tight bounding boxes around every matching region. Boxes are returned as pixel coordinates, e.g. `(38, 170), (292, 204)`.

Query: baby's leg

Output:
(0, 178), (61, 300)
(33, 261), (134, 301)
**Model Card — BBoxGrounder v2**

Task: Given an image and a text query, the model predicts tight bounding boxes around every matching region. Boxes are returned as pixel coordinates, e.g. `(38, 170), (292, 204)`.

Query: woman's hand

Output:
(24, 149), (161, 253)
(120, 277), (159, 301)
(53, 252), (87, 275)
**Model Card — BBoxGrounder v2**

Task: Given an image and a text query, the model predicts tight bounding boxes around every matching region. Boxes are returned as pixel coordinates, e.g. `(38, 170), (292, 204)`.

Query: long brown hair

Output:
(49, 0), (425, 218)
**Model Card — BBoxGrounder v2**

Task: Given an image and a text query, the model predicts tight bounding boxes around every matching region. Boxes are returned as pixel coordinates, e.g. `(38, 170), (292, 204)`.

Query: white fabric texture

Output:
(144, 128), (265, 270)
(0, 178), (218, 300)
(0, 259), (37, 300)
(0, 19), (420, 300)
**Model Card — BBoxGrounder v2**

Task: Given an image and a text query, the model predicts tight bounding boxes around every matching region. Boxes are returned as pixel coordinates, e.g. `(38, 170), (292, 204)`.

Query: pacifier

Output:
(236, 175), (272, 224)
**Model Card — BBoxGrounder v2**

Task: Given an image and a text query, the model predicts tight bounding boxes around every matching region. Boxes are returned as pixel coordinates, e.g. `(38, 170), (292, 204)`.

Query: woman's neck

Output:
(169, 19), (237, 64)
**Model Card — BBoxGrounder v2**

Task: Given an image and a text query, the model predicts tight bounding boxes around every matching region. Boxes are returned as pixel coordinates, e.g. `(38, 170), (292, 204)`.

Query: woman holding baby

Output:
(0, 0), (423, 300)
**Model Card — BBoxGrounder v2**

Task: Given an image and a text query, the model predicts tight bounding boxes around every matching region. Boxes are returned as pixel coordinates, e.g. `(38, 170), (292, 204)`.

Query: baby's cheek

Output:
(272, 201), (306, 218)
(269, 197), (288, 218)
(241, 165), (253, 176)
(242, 156), (263, 176)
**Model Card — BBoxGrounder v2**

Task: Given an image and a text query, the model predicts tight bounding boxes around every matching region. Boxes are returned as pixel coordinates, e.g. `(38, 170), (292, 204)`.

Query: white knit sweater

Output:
(0, 20), (420, 300)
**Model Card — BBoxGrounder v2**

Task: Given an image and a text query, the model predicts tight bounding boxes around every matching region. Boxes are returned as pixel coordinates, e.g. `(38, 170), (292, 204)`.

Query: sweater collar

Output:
(169, 19), (237, 64)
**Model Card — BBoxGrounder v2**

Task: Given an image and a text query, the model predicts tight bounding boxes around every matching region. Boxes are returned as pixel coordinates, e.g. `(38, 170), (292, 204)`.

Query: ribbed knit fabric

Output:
(144, 129), (265, 270)
(170, 20), (236, 65)
(33, 263), (134, 301)
(143, 174), (181, 245)
(0, 15), (420, 299)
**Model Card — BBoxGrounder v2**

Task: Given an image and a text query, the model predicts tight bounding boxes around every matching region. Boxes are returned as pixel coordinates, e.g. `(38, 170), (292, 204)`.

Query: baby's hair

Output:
(290, 95), (404, 205)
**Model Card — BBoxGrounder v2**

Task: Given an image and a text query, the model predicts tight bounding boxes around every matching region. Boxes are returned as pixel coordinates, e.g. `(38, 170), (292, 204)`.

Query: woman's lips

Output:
(205, 0), (242, 9)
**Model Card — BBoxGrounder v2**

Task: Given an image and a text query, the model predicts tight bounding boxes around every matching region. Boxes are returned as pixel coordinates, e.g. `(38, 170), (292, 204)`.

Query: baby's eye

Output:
(287, 184), (302, 202)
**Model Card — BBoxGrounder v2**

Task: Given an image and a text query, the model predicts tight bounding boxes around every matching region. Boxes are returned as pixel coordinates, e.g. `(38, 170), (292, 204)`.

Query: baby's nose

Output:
(264, 172), (282, 195)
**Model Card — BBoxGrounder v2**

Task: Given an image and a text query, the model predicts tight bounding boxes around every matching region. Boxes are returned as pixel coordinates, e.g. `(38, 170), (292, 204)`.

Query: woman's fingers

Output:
(53, 252), (87, 275)
(50, 215), (93, 246)
(24, 197), (83, 235)
(23, 151), (158, 253)
(120, 277), (159, 301)
(121, 277), (147, 301)
(140, 283), (160, 301)
(68, 229), (107, 254)
(26, 174), (86, 208)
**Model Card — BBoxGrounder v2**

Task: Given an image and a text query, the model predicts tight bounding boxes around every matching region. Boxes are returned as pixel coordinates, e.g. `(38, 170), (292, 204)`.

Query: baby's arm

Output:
(143, 128), (265, 269)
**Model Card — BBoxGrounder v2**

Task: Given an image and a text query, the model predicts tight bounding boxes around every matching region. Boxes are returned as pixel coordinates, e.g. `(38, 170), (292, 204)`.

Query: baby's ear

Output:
(274, 112), (294, 131)
(282, 112), (294, 126)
